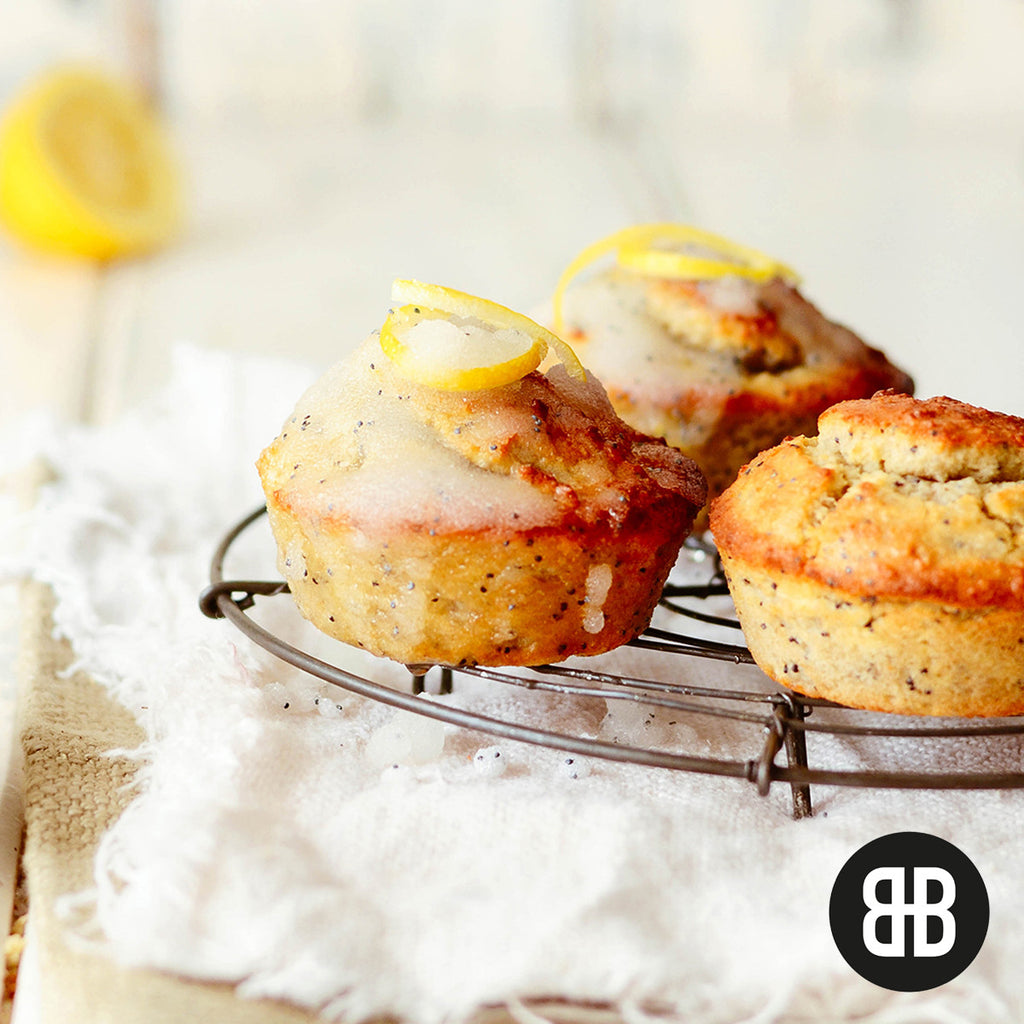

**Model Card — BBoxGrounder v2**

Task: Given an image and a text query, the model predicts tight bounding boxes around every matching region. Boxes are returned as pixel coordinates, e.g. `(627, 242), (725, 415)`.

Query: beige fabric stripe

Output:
(17, 580), (319, 1024)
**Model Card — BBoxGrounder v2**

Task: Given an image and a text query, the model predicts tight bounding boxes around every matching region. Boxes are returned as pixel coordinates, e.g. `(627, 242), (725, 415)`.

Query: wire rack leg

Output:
(409, 666), (454, 696)
(755, 697), (813, 819)
(783, 699), (813, 819)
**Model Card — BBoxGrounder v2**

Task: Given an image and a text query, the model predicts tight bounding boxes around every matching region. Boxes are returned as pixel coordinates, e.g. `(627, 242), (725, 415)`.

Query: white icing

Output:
(276, 335), (560, 533)
(697, 276), (761, 315)
(582, 563), (613, 634)
(400, 316), (533, 372)
(563, 275), (726, 408)
(563, 272), (855, 416)
(267, 324), (699, 538)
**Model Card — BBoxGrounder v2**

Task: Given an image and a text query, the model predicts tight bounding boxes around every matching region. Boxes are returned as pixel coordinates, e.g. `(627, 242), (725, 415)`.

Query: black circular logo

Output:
(829, 831), (989, 991)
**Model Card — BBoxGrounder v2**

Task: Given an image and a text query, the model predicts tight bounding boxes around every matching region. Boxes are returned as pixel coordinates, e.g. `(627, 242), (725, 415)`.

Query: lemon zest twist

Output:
(552, 223), (799, 336)
(383, 279), (586, 391)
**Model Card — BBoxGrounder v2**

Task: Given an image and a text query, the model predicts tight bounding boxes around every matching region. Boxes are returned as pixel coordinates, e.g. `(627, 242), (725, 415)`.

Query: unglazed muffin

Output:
(709, 392), (1024, 717)
(553, 225), (913, 509)
(257, 282), (707, 668)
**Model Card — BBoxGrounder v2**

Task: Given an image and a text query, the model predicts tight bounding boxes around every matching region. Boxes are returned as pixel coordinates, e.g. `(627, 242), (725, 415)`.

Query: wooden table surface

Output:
(1, 111), (1022, 1020)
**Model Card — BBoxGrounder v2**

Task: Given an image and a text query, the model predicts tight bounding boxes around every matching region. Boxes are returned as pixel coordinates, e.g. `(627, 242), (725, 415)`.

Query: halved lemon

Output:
(0, 66), (180, 259)
(553, 223), (798, 335)
(381, 280), (586, 391)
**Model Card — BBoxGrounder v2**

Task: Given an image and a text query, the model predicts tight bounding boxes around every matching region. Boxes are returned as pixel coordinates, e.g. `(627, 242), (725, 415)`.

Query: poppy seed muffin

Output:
(709, 392), (1024, 717)
(257, 332), (706, 669)
(559, 269), (913, 509)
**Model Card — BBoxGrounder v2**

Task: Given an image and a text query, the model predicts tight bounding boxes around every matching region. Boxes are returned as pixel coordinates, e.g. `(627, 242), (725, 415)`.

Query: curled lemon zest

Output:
(388, 279), (586, 387)
(552, 223), (799, 336)
(380, 304), (545, 392)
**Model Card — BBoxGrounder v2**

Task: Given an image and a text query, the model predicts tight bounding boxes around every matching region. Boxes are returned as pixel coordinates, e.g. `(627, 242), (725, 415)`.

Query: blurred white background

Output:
(0, 0), (1022, 420)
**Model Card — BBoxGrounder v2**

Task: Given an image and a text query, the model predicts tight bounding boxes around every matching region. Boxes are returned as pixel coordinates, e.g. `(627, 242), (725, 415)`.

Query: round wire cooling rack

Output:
(200, 506), (1024, 819)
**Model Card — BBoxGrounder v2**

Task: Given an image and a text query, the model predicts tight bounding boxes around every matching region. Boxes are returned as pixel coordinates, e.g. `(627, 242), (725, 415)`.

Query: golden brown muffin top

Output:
(259, 334), (707, 538)
(709, 392), (1024, 608)
(561, 269), (913, 408)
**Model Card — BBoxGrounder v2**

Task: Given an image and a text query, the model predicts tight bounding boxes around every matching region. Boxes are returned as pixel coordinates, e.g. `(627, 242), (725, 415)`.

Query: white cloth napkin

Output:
(6, 345), (1024, 1024)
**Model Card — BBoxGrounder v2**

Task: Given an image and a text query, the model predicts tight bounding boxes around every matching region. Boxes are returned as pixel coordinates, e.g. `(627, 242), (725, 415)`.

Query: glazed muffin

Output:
(257, 281), (707, 668)
(709, 392), (1024, 717)
(553, 224), (913, 509)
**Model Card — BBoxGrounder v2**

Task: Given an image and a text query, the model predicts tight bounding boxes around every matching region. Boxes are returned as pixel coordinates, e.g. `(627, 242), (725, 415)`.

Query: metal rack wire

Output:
(200, 507), (1024, 819)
